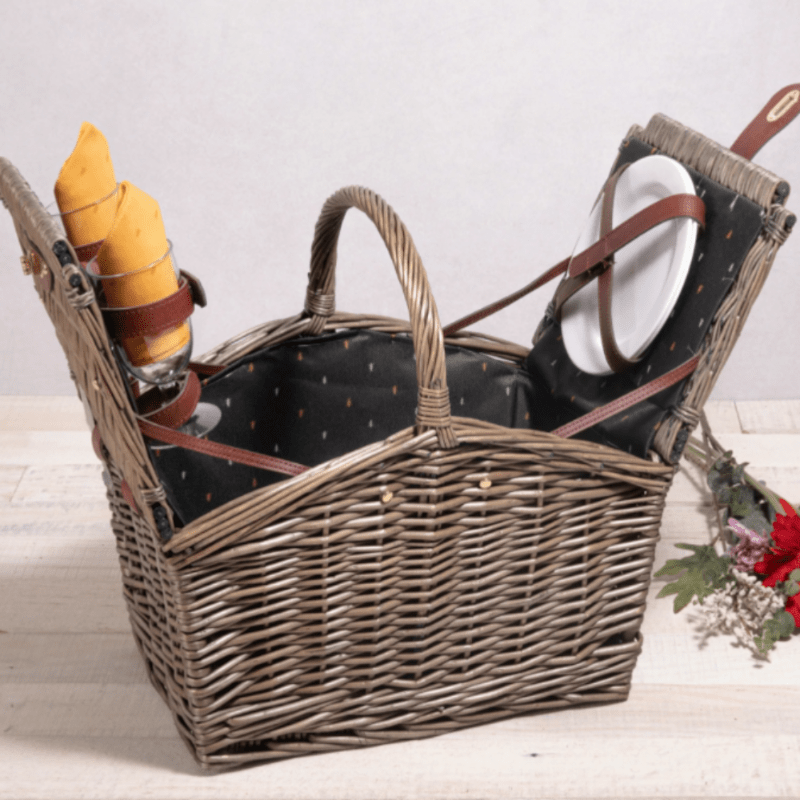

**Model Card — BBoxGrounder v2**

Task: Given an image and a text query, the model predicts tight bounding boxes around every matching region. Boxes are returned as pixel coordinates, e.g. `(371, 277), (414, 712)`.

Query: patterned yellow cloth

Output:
(97, 181), (190, 367)
(54, 122), (117, 247)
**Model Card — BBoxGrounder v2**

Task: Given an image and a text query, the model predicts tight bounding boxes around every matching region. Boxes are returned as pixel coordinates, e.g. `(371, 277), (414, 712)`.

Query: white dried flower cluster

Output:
(690, 569), (784, 656)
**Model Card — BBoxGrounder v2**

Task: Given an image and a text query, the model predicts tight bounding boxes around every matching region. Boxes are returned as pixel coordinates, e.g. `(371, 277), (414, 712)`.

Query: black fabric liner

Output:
(152, 330), (536, 525)
(150, 137), (768, 526)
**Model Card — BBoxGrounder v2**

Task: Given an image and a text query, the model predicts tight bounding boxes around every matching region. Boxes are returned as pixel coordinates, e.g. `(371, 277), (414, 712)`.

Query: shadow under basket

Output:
(0, 108), (793, 770)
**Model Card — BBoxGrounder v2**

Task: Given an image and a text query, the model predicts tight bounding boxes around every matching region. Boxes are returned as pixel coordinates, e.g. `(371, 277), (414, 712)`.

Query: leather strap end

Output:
(731, 83), (800, 161)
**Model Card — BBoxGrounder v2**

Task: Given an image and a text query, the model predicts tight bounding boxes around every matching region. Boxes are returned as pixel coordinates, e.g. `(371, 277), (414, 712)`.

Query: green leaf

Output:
(789, 569), (800, 583)
(776, 610), (796, 637)
(654, 544), (731, 613)
(738, 507), (772, 536)
(754, 610), (796, 654)
(783, 581), (800, 597)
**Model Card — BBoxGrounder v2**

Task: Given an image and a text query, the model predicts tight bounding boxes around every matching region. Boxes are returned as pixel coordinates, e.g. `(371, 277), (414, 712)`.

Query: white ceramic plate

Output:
(561, 154), (699, 375)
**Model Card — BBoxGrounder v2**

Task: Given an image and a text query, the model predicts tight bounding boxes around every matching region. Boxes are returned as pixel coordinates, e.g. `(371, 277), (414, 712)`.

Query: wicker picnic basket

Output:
(0, 92), (796, 769)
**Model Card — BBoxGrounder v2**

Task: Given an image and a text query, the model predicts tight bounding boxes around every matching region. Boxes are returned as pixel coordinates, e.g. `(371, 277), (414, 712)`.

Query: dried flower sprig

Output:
(655, 412), (799, 656)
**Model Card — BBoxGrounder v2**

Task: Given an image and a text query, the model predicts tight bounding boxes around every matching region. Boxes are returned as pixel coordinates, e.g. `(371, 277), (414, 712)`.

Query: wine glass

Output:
(85, 242), (221, 445)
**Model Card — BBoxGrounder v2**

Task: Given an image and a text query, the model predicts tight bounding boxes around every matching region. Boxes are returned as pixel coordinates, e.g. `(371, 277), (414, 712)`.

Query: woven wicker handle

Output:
(306, 186), (456, 449)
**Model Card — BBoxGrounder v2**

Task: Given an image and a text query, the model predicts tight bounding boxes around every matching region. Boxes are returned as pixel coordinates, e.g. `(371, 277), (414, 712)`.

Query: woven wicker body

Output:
(0, 113), (793, 769)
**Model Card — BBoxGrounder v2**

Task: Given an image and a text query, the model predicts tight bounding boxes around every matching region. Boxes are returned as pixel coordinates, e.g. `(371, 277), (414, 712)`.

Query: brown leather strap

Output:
(442, 257), (571, 337)
(137, 370), (202, 429)
(731, 83), (800, 161)
(596, 165), (639, 373)
(551, 354), (700, 438)
(552, 192), (705, 319)
(101, 274), (198, 339)
(138, 417), (309, 477)
(566, 194), (705, 280)
(74, 240), (103, 264)
(444, 194), (705, 338)
(189, 361), (227, 377)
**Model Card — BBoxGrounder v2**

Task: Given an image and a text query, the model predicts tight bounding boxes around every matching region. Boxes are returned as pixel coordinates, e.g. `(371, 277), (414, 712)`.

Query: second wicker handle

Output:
(305, 186), (456, 448)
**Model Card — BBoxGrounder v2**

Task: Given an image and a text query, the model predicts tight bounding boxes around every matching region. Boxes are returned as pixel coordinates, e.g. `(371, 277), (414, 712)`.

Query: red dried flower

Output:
(753, 499), (800, 625)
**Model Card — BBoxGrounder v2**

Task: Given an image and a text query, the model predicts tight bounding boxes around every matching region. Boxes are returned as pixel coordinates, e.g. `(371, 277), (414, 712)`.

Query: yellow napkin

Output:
(97, 181), (190, 367)
(54, 122), (117, 247)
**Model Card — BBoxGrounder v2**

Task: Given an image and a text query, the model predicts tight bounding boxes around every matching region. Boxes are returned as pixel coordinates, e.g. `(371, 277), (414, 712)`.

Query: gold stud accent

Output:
(346, 398), (352, 407)
(726, 230), (733, 240)
(670, 341), (676, 351)
(482, 362), (487, 372)
(252, 478), (258, 488)
(381, 490), (393, 503)
(697, 284), (704, 294)
(297, 352), (303, 361)
(250, 420), (256, 430)
(525, 412), (530, 421)
(298, 409), (304, 418)
(344, 340), (349, 349)
(248, 363), (254, 372)
(479, 478), (492, 490)
(392, 385), (397, 395)
(206, 493), (212, 502)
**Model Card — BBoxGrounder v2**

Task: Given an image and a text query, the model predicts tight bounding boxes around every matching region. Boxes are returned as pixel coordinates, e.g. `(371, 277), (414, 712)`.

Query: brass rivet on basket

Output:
(20, 255), (32, 275)
(381, 491), (393, 503)
(479, 478), (492, 490)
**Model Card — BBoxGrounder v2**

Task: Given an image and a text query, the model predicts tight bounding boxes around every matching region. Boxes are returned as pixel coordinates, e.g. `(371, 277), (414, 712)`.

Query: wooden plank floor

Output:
(1, 397), (798, 799)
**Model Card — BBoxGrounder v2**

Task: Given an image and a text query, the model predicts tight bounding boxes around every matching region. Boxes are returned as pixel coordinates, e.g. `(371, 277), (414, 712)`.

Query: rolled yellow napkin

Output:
(97, 181), (190, 367)
(54, 122), (117, 247)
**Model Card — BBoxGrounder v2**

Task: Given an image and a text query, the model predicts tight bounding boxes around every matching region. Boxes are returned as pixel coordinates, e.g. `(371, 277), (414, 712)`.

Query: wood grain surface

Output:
(1, 397), (798, 799)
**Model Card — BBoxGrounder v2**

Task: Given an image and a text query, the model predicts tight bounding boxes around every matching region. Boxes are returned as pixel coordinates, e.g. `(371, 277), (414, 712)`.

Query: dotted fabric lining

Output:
(151, 330), (534, 524)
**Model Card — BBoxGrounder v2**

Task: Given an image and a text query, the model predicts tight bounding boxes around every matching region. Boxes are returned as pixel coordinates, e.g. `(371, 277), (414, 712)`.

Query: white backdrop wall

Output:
(1, 0), (799, 398)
